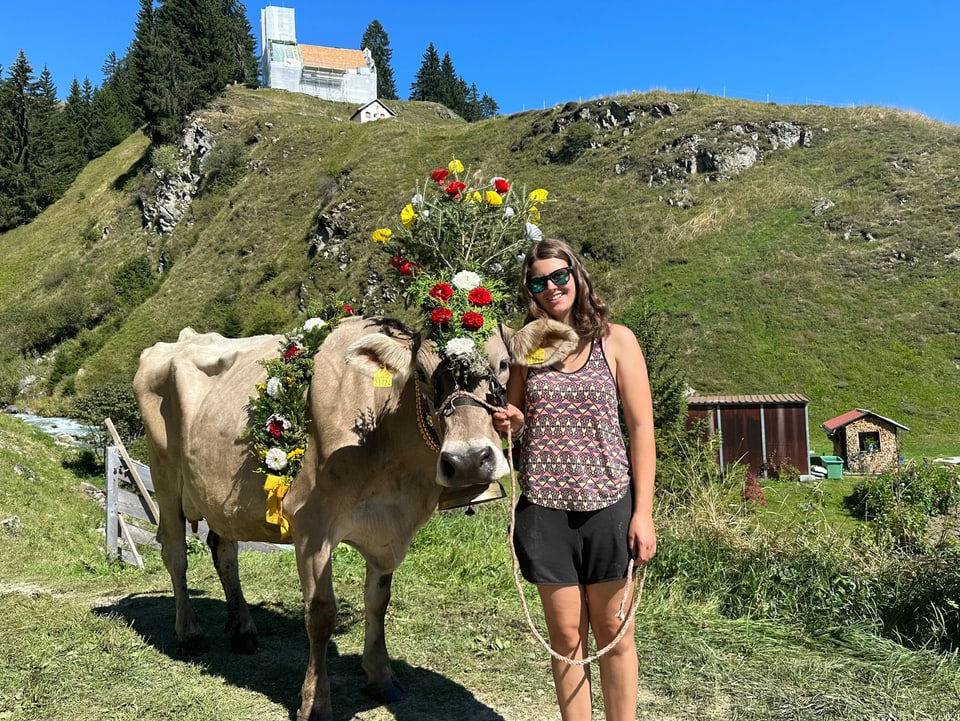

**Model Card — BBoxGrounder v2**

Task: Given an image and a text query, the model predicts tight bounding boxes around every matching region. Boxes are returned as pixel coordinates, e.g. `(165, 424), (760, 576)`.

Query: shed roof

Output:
(299, 44), (367, 71)
(821, 408), (910, 433)
(687, 393), (809, 406)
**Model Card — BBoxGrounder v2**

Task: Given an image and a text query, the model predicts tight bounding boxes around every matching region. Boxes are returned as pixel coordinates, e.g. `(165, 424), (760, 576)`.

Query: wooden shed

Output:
(821, 409), (909, 475)
(686, 394), (811, 477)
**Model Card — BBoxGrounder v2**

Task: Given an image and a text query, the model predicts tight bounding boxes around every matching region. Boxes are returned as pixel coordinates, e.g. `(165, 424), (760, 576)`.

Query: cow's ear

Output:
(508, 319), (579, 367)
(344, 333), (415, 384)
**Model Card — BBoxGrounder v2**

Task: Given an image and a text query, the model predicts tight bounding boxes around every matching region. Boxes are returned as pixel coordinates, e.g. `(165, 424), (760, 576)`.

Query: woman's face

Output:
(527, 257), (576, 323)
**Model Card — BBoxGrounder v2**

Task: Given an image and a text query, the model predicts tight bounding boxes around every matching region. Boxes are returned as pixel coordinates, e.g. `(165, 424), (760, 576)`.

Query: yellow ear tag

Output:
(373, 367), (393, 388)
(526, 347), (546, 365)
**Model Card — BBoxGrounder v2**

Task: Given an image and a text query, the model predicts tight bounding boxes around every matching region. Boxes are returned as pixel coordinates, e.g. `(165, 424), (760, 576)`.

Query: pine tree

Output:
(360, 20), (396, 100)
(409, 43), (442, 102)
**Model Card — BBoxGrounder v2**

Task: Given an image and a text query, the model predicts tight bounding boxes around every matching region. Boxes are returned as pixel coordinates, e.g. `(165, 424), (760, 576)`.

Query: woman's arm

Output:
(608, 324), (657, 562)
(492, 365), (527, 437)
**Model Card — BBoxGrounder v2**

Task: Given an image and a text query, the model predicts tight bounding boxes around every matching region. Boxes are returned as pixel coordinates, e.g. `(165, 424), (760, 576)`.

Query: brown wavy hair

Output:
(520, 238), (609, 338)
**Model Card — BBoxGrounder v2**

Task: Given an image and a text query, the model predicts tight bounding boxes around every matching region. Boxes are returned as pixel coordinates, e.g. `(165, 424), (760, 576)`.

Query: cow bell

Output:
(437, 481), (506, 512)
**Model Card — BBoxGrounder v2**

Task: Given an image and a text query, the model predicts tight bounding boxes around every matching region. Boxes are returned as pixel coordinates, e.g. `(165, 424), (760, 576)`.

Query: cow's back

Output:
(134, 329), (286, 541)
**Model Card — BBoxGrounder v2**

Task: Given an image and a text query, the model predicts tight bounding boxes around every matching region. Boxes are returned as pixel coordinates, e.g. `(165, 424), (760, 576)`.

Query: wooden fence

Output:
(103, 418), (289, 567)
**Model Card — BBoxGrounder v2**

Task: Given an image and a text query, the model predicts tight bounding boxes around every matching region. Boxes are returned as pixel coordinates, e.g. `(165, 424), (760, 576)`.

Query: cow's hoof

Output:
(177, 633), (209, 656)
(229, 630), (259, 654)
(366, 677), (405, 703)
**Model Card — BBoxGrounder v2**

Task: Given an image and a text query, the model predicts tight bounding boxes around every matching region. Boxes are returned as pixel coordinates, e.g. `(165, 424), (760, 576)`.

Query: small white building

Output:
(260, 5), (377, 105)
(350, 99), (397, 123)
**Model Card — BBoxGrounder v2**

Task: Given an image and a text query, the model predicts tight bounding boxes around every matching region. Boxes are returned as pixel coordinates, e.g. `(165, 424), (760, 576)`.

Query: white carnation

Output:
(265, 447), (289, 471)
(525, 222), (542, 241)
(445, 337), (476, 358)
(411, 193), (424, 207)
(303, 317), (326, 332)
(266, 377), (283, 399)
(503, 206), (515, 218)
(451, 270), (482, 290)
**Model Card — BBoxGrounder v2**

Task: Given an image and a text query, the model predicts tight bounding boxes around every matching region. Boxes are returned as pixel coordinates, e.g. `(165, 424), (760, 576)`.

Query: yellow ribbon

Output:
(263, 474), (292, 540)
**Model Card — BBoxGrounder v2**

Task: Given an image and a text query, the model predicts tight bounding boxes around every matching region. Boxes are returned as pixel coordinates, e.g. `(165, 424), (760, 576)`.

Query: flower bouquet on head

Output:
(372, 158), (549, 374)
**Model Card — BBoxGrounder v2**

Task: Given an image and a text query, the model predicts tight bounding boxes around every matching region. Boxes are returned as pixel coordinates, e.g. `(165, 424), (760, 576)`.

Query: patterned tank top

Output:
(520, 338), (631, 511)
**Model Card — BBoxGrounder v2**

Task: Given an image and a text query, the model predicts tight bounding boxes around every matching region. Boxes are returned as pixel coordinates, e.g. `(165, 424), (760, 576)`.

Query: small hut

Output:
(686, 394), (811, 477)
(820, 409), (909, 474)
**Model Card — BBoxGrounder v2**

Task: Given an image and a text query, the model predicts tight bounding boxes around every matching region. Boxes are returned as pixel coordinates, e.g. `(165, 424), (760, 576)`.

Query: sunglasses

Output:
(525, 266), (574, 294)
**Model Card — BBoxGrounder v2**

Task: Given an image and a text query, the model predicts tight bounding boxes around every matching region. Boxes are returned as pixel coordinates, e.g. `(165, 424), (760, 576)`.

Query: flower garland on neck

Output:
(247, 299), (353, 538)
(372, 158), (549, 373)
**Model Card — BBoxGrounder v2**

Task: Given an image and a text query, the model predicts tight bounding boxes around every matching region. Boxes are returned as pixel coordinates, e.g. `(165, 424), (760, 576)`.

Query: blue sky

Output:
(2, 2), (959, 126)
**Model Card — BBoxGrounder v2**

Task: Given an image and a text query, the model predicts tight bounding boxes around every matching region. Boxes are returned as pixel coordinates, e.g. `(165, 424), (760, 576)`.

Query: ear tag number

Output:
(526, 347), (546, 365)
(373, 367), (393, 388)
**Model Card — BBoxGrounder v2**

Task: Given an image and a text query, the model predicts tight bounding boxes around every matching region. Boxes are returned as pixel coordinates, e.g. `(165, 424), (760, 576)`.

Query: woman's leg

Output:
(538, 584), (592, 721)
(585, 578), (638, 721)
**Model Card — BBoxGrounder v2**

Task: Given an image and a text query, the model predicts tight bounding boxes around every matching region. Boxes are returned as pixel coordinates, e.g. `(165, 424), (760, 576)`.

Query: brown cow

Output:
(134, 315), (572, 721)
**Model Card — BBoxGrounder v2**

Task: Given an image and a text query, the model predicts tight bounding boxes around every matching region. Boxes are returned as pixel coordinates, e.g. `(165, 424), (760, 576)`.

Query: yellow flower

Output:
(529, 188), (549, 204)
(447, 159), (464, 174)
(484, 190), (503, 206)
(528, 206), (541, 224)
(466, 190), (482, 203)
(287, 448), (305, 461)
(256, 382), (267, 392)
(372, 228), (393, 244)
(401, 203), (417, 228)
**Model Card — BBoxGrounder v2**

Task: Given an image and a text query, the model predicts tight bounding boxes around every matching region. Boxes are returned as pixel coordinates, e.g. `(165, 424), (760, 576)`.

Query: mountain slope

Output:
(0, 87), (957, 455)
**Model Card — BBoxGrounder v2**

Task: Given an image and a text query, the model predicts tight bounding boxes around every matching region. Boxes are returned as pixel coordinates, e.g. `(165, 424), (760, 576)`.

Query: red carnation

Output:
(282, 343), (301, 360)
(461, 311), (485, 331)
(444, 180), (467, 198)
(467, 287), (492, 307)
(390, 255), (403, 268)
(494, 177), (510, 194)
(429, 282), (454, 302)
(431, 168), (449, 184)
(267, 418), (286, 438)
(342, 304), (354, 314)
(431, 307), (453, 326)
(399, 262), (414, 276)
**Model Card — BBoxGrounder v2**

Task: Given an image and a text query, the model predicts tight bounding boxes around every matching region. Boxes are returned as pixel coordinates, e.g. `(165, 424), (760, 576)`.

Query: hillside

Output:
(0, 87), (957, 455)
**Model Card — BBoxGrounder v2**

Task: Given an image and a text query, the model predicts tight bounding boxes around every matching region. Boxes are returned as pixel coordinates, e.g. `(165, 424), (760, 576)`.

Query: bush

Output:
(112, 256), (159, 308)
(200, 135), (249, 193)
(72, 382), (144, 457)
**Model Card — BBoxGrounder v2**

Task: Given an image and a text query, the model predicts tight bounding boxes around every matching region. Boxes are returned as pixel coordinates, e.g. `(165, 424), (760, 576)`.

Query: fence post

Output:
(105, 445), (119, 560)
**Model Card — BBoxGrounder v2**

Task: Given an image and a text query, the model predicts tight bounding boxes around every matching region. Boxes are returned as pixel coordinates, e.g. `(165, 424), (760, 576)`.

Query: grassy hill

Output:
(0, 87), (957, 456)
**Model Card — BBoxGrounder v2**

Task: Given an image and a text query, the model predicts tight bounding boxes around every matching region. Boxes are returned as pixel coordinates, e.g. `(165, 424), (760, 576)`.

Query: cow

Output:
(133, 314), (576, 721)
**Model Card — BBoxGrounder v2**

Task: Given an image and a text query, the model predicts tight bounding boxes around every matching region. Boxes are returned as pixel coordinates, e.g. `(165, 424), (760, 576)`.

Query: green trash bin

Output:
(821, 455), (844, 479)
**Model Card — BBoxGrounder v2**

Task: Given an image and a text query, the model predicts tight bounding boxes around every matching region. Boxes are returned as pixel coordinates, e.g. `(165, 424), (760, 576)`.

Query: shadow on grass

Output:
(95, 590), (507, 721)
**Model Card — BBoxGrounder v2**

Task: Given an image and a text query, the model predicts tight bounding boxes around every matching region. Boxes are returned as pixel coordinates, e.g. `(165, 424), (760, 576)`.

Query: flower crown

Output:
(372, 159), (548, 374)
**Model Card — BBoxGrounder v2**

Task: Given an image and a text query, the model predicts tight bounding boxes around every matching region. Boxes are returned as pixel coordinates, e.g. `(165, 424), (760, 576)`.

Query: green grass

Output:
(2, 414), (960, 720)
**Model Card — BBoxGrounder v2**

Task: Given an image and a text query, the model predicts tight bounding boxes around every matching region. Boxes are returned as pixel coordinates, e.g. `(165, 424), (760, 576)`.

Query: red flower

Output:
(390, 255), (403, 268)
(282, 343), (301, 360)
(467, 287), (492, 307)
(461, 311), (485, 331)
(429, 282), (454, 302)
(267, 418), (286, 438)
(444, 180), (467, 198)
(431, 307), (453, 326)
(493, 177), (510, 194)
(399, 262), (413, 276)
(431, 168), (449, 184)
(342, 304), (354, 314)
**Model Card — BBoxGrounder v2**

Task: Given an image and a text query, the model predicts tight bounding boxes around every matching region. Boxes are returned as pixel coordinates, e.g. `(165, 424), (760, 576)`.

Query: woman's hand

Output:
(492, 403), (524, 437)
(628, 512), (657, 563)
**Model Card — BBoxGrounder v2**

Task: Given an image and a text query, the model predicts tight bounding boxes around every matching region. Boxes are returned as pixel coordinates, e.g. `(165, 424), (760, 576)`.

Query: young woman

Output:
(494, 238), (657, 721)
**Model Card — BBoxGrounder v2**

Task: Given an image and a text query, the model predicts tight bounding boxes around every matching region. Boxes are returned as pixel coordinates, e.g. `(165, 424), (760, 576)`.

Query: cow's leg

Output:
(207, 530), (258, 654)
(361, 567), (403, 702)
(156, 502), (206, 654)
(296, 543), (337, 721)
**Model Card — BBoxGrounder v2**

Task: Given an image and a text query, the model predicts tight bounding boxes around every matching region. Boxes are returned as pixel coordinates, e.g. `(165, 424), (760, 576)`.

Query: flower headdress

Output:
(372, 159), (549, 375)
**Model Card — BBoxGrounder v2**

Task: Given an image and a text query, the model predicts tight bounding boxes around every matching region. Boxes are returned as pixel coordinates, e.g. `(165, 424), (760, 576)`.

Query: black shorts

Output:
(512, 492), (632, 586)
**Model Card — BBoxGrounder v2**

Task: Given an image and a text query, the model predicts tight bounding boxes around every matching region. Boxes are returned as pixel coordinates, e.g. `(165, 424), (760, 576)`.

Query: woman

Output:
(493, 238), (656, 721)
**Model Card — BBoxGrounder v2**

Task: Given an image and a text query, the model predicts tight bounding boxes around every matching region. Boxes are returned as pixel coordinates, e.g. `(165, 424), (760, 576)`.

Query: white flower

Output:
(525, 222), (542, 241)
(445, 337), (477, 358)
(266, 377), (283, 399)
(451, 270), (482, 290)
(411, 193), (424, 207)
(303, 317), (326, 332)
(265, 447), (289, 471)
(422, 209), (430, 219)
(503, 206), (515, 218)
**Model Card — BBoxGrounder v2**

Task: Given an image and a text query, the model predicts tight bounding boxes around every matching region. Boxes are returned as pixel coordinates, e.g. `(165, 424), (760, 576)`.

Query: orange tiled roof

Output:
(299, 44), (367, 71)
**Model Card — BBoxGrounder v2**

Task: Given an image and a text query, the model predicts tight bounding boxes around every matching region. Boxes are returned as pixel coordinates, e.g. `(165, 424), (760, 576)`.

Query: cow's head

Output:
(344, 324), (512, 487)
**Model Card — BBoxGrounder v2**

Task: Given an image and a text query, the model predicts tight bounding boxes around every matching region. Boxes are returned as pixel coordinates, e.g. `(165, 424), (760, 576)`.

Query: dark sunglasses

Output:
(525, 266), (574, 294)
